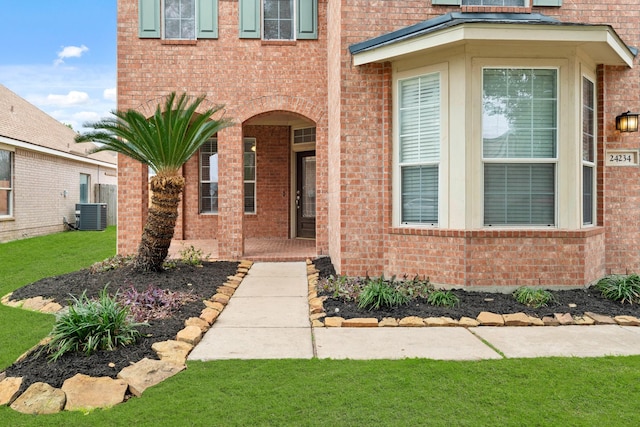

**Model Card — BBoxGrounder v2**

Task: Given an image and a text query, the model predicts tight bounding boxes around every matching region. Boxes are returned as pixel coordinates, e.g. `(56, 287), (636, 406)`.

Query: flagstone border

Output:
(0, 260), (253, 414)
(304, 260), (640, 328)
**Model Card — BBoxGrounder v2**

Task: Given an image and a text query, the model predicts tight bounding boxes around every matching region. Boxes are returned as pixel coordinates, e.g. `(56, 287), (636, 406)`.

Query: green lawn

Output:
(2, 229), (640, 426)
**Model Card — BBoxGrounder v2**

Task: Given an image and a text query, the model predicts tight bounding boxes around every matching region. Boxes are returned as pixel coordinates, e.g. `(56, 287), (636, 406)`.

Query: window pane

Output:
(244, 182), (255, 213)
(263, 0), (293, 40)
(200, 139), (218, 213)
(0, 150), (10, 183)
(399, 73), (440, 163)
(0, 189), (9, 216)
(401, 166), (438, 224)
(484, 163), (555, 226)
(463, 0), (525, 4)
(80, 174), (90, 204)
(483, 68), (557, 159)
(164, 0), (195, 39)
(583, 165), (593, 225)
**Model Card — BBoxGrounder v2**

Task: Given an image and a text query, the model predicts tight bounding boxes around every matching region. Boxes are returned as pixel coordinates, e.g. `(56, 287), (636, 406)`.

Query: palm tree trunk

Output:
(135, 175), (185, 272)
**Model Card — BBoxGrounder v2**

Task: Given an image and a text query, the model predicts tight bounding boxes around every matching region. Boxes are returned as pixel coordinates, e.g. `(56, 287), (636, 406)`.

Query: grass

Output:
(0, 227), (116, 368)
(2, 228), (640, 425)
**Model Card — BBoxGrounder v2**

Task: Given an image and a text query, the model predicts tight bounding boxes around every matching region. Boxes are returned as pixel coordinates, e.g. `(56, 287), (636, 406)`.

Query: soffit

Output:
(350, 13), (636, 68)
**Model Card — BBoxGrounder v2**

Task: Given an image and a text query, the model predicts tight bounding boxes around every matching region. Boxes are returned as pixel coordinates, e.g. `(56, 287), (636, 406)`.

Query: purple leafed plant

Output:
(118, 284), (196, 322)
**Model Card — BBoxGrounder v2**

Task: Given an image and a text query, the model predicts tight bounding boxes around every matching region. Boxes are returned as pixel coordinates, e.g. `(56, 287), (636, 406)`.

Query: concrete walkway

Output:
(188, 262), (640, 361)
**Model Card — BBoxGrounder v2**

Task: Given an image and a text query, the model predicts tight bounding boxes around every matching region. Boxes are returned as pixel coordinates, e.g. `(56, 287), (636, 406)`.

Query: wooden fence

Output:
(95, 184), (117, 226)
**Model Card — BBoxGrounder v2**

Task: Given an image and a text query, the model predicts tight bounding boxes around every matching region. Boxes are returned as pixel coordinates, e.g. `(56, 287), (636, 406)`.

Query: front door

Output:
(296, 151), (316, 238)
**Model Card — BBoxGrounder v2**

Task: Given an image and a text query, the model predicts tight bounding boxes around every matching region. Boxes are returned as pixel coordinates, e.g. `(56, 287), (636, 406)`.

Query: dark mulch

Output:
(313, 259), (640, 321)
(4, 261), (239, 393)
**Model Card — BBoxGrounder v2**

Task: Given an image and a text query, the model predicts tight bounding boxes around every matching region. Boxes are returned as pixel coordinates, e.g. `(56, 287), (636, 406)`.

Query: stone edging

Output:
(305, 260), (640, 328)
(0, 260), (253, 414)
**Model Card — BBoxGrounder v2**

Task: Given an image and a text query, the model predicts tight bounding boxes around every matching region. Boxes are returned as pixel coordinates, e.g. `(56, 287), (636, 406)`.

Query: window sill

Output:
(261, 40), (297, 46)
(389, 226), (604, 238)
(0, 216), (15, 222)
(161, 39), (198, 46)
(460, 6), (532, 13)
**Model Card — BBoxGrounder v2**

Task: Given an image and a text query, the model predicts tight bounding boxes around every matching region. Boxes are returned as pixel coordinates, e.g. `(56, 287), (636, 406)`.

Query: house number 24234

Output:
(606, 151), (637, 166)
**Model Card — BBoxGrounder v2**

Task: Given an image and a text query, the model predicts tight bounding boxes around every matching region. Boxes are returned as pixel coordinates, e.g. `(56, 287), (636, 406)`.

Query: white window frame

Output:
(582, 73), (596, 227)
(481, 66), (559, 227)
(262, 0), (295, 41)
(163, 0), (197, 40)
(244, 137), (257, 214)
(0, 148), (13, 218)
(199, 138), (219, 214)
(393, 63), (449, 228)
(462, 0), (527, 6)
(80, 173), (91, 204)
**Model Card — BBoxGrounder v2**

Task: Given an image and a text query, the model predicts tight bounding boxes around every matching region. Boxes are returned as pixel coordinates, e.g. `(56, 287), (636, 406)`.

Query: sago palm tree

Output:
(76, 92), (233, 271)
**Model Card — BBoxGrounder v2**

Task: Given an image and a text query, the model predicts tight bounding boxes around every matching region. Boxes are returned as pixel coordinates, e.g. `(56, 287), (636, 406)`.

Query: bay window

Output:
(482, 68), (557, 226)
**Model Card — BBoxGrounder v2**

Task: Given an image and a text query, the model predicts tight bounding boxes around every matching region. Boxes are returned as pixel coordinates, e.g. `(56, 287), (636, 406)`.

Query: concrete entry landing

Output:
(168, 238), (316, 262)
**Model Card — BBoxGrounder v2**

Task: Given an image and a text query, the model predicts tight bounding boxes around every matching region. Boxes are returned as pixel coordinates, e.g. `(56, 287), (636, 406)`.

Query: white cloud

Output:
(54, 45), (89, 66)
(44, 91), (90, 107)
(103, 87), (117, 101)
(73, 111), (102, 122)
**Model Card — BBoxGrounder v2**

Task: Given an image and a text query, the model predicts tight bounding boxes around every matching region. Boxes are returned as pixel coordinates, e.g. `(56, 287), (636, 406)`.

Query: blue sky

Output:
(0, 1), (116, 132)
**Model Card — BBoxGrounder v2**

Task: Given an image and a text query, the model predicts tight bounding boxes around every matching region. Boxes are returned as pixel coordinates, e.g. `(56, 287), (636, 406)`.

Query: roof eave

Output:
(352, 22), (635, 68)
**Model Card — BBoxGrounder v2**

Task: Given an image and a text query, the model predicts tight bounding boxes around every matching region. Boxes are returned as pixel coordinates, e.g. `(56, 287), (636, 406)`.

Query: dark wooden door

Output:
(296, 151), (316, 238)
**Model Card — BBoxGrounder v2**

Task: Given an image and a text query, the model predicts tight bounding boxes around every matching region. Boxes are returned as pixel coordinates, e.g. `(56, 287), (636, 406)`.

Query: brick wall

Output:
(0, 147), (116, 243)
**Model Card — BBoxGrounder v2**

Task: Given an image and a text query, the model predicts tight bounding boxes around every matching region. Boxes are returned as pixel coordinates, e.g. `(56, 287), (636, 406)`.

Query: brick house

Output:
(117, 0), (639, 288)
(0, 84), (117, 242)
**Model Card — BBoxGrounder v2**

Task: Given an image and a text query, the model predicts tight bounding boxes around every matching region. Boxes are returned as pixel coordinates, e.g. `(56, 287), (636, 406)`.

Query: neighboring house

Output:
(116, 0), (640, 287)
(0, 84), (117, 242)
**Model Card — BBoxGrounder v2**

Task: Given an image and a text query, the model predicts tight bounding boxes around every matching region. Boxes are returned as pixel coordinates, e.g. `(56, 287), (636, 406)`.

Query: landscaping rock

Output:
(399, 316), (425, 327)
(10, 382), (65, 415)
(62, 374), (127, 411)
(309, 297), (324, 314)
(554, 313), (575, 325)
(0, 376), (22, 406)
(342, 318), (378, 327)
(573, 315), (595, 325)
(584, 312), (617, 325)
(324, 316), (344, 327)
(542, 316), (560, 326)
(199, 308), (220, 325)
(21, 296), (48, 312)
(459, 317), (480, 327)
(309, 312), (327, 321)
(311, 319), (324, 327)
(614, 315), (640, 326)
(176, 325), (202, 345)
(217, 286), (235, 296)
(152, 340), (193, 365)
(211, 293), (230, 305)
(527, 316), (545, 326)
(185, 316), (210, 331)
(40, 302), (63, 314)
(477, 311), (504, 326)
(379, 317), (399, 327)
(117, 358), (185, 397)
(503, 313), (531, 326)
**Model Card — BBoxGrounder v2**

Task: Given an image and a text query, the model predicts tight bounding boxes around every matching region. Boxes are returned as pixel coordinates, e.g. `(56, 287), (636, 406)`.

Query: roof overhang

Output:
(350, 13), (636, 68)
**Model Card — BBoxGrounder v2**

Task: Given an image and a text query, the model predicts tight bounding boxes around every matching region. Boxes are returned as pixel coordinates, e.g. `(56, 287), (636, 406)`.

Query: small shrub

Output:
(426, 289), (459, 308)
(89, 254), (135, 273)
(46, 287), (144, 361)
(513, 287), (556, 308)
(400, 274), (434, 299)
(357, 276), (410, 310)
(319, 275), (366, 302)
(596, 274), (640, 304)
(119, 284), (196, 322)
(179, 245), (209, 266)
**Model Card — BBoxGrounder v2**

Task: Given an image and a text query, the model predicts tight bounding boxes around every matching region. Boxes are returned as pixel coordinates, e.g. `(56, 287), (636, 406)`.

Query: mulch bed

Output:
(4, 255), (640, 396)
(4, 260), (238, 393)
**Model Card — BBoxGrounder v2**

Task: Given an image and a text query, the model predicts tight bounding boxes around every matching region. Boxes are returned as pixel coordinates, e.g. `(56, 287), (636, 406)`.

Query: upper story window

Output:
(432, 0), (562, 7)
(0, 149), (13, 217)
(240, 0), (318, 40)
(264, 0), (293, 40)
(139, 0), (218, 39)
(464, 0), (524, 5)
(165, 0), (196, 39)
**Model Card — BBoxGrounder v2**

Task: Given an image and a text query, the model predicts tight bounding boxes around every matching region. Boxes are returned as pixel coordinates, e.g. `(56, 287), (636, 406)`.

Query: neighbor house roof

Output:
(0, 84), (116, 168)
(350, 12), (637, 67)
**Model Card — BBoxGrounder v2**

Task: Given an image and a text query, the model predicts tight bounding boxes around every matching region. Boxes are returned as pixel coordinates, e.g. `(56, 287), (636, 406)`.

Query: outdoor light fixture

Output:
(616, 111), (639, 133)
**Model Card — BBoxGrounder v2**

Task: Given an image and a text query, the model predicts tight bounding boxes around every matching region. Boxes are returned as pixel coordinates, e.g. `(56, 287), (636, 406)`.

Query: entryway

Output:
(295, 150), (316, 239)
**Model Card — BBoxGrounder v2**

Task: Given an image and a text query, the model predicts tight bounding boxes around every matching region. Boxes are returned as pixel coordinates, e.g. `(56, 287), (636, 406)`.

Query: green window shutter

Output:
(297, 0), (317, 40)
(533, 0), (562, 6)
(198, 0), (219, 39)
(239, 0), (261, 39)
(431, 0), (461, 5)
(139, 0), (160, 38)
